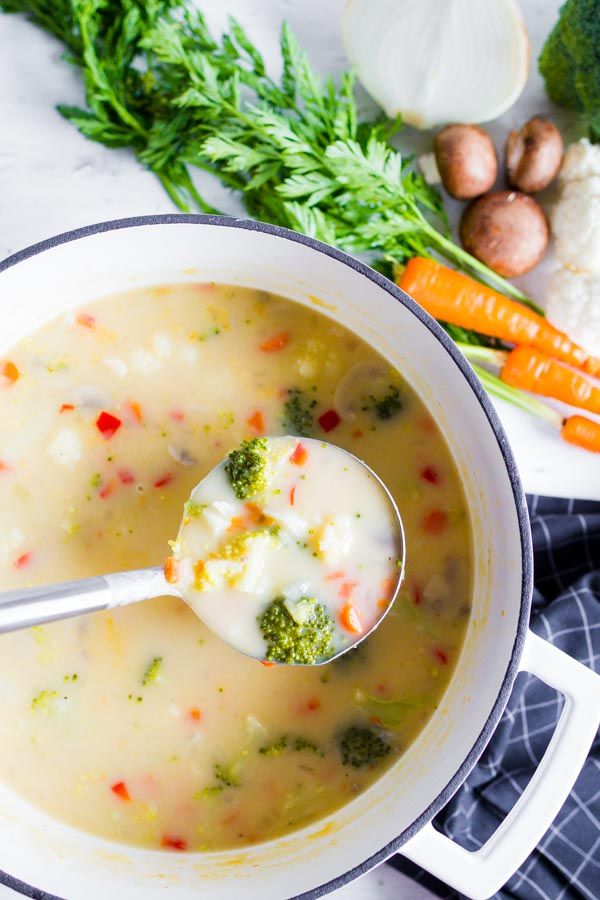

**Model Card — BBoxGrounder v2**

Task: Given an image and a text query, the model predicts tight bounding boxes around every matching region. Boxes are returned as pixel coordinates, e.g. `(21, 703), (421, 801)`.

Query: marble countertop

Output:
(0, 0), (597, 898)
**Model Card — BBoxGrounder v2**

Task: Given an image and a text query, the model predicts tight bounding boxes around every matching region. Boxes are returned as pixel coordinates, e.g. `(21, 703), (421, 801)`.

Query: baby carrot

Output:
(561, 416), (600, 453)
(398, 257), (600, 377)
(502, 346), (600, 415)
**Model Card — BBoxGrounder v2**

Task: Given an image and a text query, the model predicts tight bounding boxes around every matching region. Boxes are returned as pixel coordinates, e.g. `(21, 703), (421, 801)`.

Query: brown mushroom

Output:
(460, 191), (549, 277)
(434, 124), (497, 200)
(505, 117), (563, 193)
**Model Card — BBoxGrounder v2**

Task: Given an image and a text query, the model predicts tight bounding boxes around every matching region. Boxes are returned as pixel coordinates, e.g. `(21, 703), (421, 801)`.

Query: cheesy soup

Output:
(170, 435), (404, 663)
(0, 283), (472, 852)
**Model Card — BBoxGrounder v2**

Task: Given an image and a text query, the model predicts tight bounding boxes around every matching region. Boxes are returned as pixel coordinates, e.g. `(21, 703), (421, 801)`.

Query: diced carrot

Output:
(561, 416), (600, 453)
(153, 473), (173, 489)
(260, 660), (276, 668)
(306, 698), (321, 711)
(247, 410), (265, 434)
(325, 571), (344, 581)
(420, 466), (440, 484)
(398, 256), (600, 377)
(433, 648), (449, 665)
(127, 401), (143, 423)
(164, 556), (179, 584)
(2, 361), (19, 385)
(14, 552), (31, 569)
(99, 479), (117, 500)
(289, 485), (296, 506)
(244, 503), (266, 524)
(188, 707), (202, 722)
(227, 515), (245, 533)
(290, 442), (308, 465)
(423, 509), (448, 535)
(76, 312), (96, 329)
(340, 603), (363, 635)
(118, 469), (135, 485)
(259, 332), (289, 353)
(95, 411), (122, 439)
(161, 836), (187, 851)
(111, 781), (131, 802)
(59, 403), (75, 413)
(318, 409), (341, 432)
(340, 581), (357, 600)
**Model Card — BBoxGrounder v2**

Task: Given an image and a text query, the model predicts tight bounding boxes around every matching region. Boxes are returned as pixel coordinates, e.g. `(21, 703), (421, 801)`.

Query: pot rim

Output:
(0, 214), (533, 900)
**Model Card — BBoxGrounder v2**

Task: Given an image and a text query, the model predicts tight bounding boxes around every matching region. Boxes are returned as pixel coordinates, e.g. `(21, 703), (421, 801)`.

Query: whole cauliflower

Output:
(547, 268), (600, 358)
(552, 140), (600, 275)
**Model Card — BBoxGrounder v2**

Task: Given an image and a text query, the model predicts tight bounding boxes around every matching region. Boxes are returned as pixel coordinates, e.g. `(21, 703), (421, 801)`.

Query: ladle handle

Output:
(0, 567), (172, 634)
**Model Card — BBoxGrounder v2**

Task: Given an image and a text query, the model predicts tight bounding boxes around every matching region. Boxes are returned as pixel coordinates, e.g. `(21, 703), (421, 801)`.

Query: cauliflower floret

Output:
(47, 428), (82, 467)
(546, 268), (600, 358)
(295, 339), (340, 380)
(561, 139), (600, 182)
(552, 177), (600, 275)
(314, 515), (354, 564)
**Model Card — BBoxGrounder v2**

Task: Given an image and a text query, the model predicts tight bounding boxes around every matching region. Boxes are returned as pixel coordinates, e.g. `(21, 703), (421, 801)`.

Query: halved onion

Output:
(342, 0), (529, 129)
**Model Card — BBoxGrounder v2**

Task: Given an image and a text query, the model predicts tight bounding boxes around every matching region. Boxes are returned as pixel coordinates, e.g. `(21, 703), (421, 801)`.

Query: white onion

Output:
(342, 0), (529, 129)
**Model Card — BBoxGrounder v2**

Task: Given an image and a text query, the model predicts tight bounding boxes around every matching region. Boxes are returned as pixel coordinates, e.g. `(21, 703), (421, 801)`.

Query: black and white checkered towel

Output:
(391, 495), (600, 900)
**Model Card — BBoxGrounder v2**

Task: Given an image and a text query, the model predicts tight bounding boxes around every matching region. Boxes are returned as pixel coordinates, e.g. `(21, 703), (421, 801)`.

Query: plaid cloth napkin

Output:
(391, 495), (600, 900)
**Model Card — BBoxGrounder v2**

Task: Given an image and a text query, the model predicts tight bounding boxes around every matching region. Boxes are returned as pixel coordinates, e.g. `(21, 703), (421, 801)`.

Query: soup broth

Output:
(0, 283), (471, 851)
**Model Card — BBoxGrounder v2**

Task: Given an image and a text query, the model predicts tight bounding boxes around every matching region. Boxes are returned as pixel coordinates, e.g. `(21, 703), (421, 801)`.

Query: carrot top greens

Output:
(0, 0), (531, 305)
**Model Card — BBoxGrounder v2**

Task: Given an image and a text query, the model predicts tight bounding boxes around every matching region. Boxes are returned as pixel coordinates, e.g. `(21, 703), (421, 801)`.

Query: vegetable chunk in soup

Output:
(0, 283), (471, 852)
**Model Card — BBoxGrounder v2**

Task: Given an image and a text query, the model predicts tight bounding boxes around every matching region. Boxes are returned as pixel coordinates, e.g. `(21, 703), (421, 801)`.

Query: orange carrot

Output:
(164, 556), (179, 584)
(2, 361), (19, 384)
(398, 257), (600, 377)
(422, 509), (448, 535)
(259, 332), (289, 353)
(561, 416), (600, 453)
(340, 603), (363, 635)
(246, 410), (265, 434)
(290, 442), (308, 465)
(127, 400), (143, 423)
(188, 707), (202, 722)
(502, 346), (600, 415)
(111, 781), (131, 802)
(76, 312), (96, 329)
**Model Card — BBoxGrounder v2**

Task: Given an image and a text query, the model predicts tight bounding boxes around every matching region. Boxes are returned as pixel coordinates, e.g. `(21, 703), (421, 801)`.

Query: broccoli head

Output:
(338, 725), (391, 768)
(539, 0), (600, 142)
(362, 385), (402, 420)
(258, 597), (335, 664)
(225, 437), (267, 500)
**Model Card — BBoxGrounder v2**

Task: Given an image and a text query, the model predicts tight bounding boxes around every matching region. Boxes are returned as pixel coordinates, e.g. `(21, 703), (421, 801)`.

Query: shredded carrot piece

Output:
(188, 707), (202, 722)
(246, 410), (265, 434)
(289, 485), (296, 506)
(164, 556), (179, 584)
(59, 403), (75, 413)
(306, 698), (321, 711)
(127, 400), (143, 423)
(76, 312), (96, 329)
(422, 509), (448, 535)
(111, 781), (131, 802)
(2, 361), (19, 384)
(153, 473), (173, 489)
(433, 648), (449, 665)
(161, 836), (187, 851)
(290, 442), (308, 465)
(14, 552), (31, 569)
(169, 409), (185, 422)
(351, 429), (364, 439)
(100, 479), (117, 500)
(260, 660), (276, 668)
(326, 570), (344, 581)
(259, 331), (289, 353)
(340, 603), (363, 635)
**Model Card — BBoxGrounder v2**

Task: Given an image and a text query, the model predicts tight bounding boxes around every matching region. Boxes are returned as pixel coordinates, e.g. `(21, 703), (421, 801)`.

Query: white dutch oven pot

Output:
(0, 217), (599, 900)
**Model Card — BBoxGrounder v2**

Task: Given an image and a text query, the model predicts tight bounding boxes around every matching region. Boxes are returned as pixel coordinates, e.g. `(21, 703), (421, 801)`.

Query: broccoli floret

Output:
(338, 725), (391, 768)
(259, 736), (288, 757)
(539, 0), (600, 142)
(258, 735), (324, 756)
(214, 763), (240, 787)
(225, 437), (267, 500)
(258, 597), (335, 664)
(282, 388), (316, 436)
(362, 385), (402, 420)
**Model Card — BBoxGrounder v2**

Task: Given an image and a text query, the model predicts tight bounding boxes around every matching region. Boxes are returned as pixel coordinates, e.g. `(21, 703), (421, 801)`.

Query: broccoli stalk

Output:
(258, 597), (335, 664)
(225, 437), (267, 500)
(539, 0), (600, 143)
(338, 725), (391, 768)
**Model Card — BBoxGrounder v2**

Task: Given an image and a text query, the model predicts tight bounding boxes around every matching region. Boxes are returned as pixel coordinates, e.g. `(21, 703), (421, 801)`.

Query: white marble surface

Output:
(0, 1), (597, 898)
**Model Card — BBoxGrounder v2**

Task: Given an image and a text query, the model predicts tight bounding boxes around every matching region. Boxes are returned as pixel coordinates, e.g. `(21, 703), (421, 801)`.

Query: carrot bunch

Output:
(398, 257), (600, 453)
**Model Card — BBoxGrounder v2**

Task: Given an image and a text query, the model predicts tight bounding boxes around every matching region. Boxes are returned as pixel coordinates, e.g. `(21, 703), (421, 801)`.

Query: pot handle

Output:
(399, 629), (600, 900)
